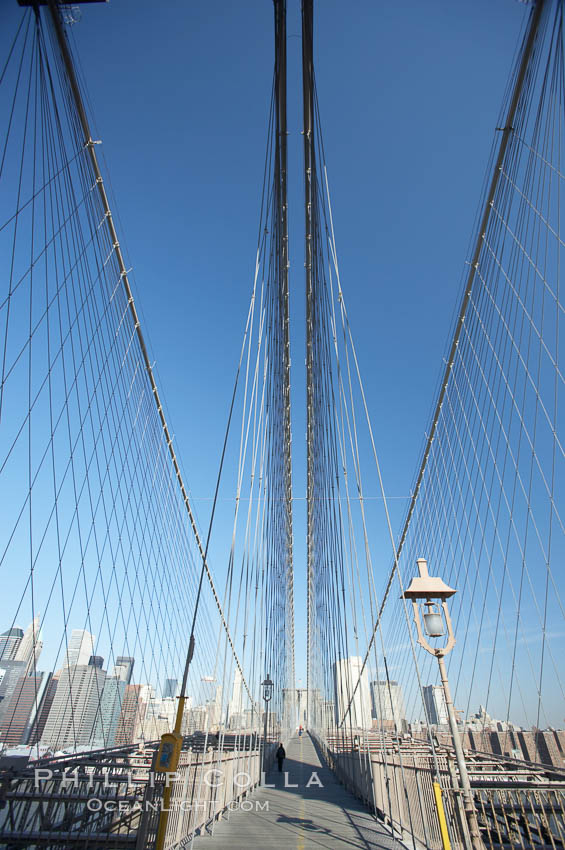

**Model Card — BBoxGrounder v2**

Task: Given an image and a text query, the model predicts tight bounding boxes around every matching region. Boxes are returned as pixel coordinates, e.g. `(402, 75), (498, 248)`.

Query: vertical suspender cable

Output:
(274, 0), (295, 728)
(302, 0), (315, 730)
(368, 0), (548, 632)
(44, 0), (252, 701)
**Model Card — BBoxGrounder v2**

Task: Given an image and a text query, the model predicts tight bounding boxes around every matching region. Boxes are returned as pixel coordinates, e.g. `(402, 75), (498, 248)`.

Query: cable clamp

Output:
(121, 268), (133, 278)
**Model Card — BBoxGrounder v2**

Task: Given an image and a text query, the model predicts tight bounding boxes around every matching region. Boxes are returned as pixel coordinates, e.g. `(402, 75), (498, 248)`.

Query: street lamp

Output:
(261, 674), (273, 782)
(403, 557), (484, 850)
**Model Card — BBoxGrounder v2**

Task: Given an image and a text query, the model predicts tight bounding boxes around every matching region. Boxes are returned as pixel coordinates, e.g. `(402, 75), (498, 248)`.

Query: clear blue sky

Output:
(59, 0), (527, 689)
(1, 0), (529, 693)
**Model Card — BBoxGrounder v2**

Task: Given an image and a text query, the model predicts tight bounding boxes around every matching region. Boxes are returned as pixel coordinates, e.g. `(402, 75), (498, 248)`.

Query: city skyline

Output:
(3, 621), (563, 758)
(3, 0), (563, 734)
(1, 624), (563, 788)
(1, 1), (564, 846)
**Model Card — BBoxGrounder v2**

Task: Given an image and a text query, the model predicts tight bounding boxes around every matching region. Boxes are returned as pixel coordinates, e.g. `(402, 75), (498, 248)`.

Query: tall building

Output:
(144, 696), (176, 739)
(113, 657), (134, 684)
(163, 678), (178, 699)
(29, 675), (58, 744)
(114, 684), (148, 745)
(0, 660), (27, 726)
(333, 657), (371, 730)
(41, 660), (106, 750)
(423, 685), (448, 726)
(227, 669), (242, 724)
(65, 630), (95, 668)
(206, 684), (222, 729)
(21, 673), (53, 745)
(139, 684), (155, 707)
(93, 676), (126, 748)
(195, 678), (221, 730)
(185, 705), (206, 735)
(0, 627), (24, 661)
(14, 616), (42, 673)
(370, 680), (406, 731)
(0, 672), (47, 745)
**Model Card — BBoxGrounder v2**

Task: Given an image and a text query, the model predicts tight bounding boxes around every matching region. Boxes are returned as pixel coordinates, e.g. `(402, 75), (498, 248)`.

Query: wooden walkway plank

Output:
(194, 734), (405, 849)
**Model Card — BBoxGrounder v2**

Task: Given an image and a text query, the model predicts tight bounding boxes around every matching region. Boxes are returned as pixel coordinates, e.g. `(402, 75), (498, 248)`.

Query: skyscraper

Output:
(227, 669), (242, 724)
(333, 657), (371, 730)
(41, 660), (106, 750)
(93, 676), (126, 748)
(0, 660), (27, 726)
(163, 678), (178, 699)
(0, 672), (47, 745)
(113, 657), (134, 684)
(370, 680), (406, 731)
(144, 695), (176, 739)
(195, 677), (221, 729)
(114, 684), (148, 745)
(206, 684), (222, 729)
(0, 627), (24, 661)
(28, 675), (58, 744)
(64, 630), (95, 668)
(423, 685), (448, 727)
(21, 672), (53, 745)
(14, 615), (42, 673)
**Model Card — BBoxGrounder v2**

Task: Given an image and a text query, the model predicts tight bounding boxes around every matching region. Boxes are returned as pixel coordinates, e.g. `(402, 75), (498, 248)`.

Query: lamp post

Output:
(261, 674), (273, 782)
(403, 557), (484, 850)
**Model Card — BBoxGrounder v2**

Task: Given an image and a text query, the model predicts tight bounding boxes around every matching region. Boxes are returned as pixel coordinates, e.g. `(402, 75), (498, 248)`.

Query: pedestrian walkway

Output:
(195, 734), (404, 849)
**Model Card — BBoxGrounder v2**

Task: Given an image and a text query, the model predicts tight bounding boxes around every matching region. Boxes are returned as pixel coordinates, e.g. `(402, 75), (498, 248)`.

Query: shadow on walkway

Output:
(193, 734), (406, 849)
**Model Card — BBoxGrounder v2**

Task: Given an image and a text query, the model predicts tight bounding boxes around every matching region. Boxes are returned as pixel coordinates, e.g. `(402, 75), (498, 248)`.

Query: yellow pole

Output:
(155, 695), (186, 850)
(433, 781), (452, 850)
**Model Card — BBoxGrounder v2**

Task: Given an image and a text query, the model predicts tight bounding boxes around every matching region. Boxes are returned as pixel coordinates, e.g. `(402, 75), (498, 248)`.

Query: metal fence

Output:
(318, 734), (565, 850)
(142, 743), (276, 849)
(0, 745), (153, 848)
(0, 739), (277, 849)
(474, 784), (565, 850)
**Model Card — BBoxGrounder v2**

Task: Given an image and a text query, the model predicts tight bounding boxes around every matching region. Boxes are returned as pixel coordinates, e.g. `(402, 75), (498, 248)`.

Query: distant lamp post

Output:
(261, 674), (273, 782)
(403, 557), (484, 850)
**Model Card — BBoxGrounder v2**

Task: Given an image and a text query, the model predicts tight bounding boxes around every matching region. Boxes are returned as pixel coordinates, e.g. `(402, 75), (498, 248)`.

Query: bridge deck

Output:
(195, 734), (403, 849)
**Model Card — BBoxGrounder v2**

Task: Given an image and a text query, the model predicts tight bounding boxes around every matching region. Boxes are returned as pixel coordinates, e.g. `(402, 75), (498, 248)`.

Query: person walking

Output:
(276, 742), (286, 773)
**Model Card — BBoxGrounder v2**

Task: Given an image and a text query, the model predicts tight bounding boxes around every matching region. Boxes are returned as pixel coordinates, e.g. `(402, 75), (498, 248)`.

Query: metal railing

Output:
(0, 744), (154, 848)
(318, 733), (565, 850)
(0, 737), (277, 849)
(147, 744), (275, 849)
